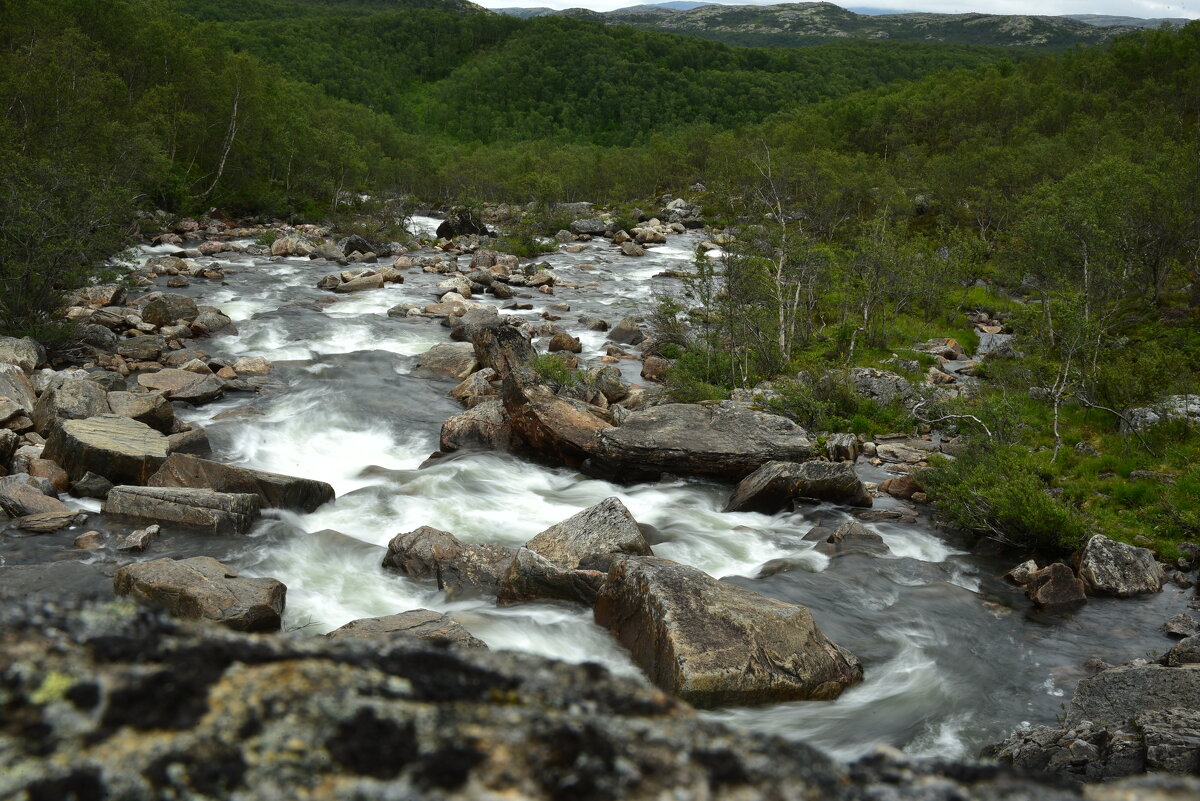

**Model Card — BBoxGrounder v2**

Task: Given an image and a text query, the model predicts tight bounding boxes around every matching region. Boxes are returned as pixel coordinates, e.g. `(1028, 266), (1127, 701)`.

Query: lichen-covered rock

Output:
(137, 368), (224, 404)
(31, 376), (112, 436)
(0, 336), (41, 372)
(327, 609), (487, 649)
(114, 556), (284, 631)
(147, 453), (334, 512)
(103, 485), (260, 534)
(1025, 562), (1087, 612)
(42, 414), (169, 484)
(595, 556), (863, 707)
(813, 520), (889, 557)
(496, 547), (607, 605)
(1076, 534), (1165, 597)
(439, 400), (514, 452)
(107, 390), (177, 433)
(725, 460), (869, 513)
(524, 496), (651, 569)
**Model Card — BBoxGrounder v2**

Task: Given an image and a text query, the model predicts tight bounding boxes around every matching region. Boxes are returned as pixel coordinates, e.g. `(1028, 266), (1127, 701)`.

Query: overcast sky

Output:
(474, 1), (1200, 19)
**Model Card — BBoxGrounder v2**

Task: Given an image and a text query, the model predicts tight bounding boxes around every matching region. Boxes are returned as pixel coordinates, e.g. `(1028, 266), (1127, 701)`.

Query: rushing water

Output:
(53, 217), (1195, 761)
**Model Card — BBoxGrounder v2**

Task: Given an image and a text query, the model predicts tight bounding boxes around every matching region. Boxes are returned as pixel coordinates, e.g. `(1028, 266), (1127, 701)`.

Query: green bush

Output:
(531, 353), (579, 387)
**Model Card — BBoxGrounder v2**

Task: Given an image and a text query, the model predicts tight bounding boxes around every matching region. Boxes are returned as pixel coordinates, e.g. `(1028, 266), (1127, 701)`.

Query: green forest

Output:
(1, 0), (1198, 556)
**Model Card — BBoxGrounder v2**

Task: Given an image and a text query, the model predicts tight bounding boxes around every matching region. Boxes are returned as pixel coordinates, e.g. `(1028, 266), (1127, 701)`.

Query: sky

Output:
(473, 0), (1200, 19)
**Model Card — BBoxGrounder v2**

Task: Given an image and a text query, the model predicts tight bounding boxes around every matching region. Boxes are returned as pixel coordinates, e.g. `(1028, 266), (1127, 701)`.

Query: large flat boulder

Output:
(42, 415), (170, 484)
(141, 293), (199, 326)
(137, 369), (224, 404)
(502, 369), (613, 468)
(724, 461), (870, 514)
(524, 496), (651, 569)
(114, 556), (285, 632)
(147, 453), (334, 512)
(382, 526), (515, 600)
(1076, 534), (1165, 597)
(31, 377), (112, 436)
(1067, 663), (1200, 728)
(326, 609), (487, 649)
(103, 485), (260, 534)
(594, 556), (863, 707)
(588, 402), (815, 483)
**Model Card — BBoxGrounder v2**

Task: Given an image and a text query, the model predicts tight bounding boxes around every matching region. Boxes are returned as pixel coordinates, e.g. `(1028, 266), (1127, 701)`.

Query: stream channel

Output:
(23, 217), (1195, 762)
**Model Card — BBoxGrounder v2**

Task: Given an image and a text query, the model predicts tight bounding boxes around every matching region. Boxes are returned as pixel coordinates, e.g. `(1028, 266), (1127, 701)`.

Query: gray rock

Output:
(413, 343), (479, 381)
(843, 368), (916, 405)
(147, 453), (334, 513)
(1076, 534), (1164, 597)
(826, 432), (858, 462)
(116, 335), (165, 362)
(725, 461), (870, 514)
(0, 428), (18, 467)
(114, 556), (285, 631)
(136, 369), (224, 404)
(589, 401), (815, 483)
(103, 486), (260, 534)
(141, 293), (199, 326)
(1126, 395), (1200, 432)
(70, 471), (114, 500)
(524, 497), (651, 569)
(118, 524), (161, 553)
(1163, 613), (1200, 639)
(595, 556), (863, 707)
(42, 415), (169, 484)
(1025, 562), (1088, 611)
(1166, 635), (1200, 666)
(814, 520), (889, 557)
(591, 365), (628, 403)
(439, 400), (513, 452)
(607, 316), (645, 345)
(497, 547), (606, 606)
(327, 609), (487, 649)
(470, 321), (536, 378)
(0, 363), (37, 416)
(569, 218), (606, 235)
(0, 336), (41, 372)
(382, 526), (515, 600)
(167, 427), (211, 455)
(0, 482), (70, 517)
(106, 390), (176, 433)
(32, 377), (112, 436)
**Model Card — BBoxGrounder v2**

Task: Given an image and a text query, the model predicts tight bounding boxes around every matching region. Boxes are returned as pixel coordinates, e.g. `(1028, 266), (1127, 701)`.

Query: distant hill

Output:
(1066, 14), (1189, 29)
(599, 2), (1138, 48)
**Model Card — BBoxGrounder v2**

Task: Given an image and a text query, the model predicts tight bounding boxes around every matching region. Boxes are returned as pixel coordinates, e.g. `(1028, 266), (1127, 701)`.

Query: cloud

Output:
(473, 0), (1200, 20)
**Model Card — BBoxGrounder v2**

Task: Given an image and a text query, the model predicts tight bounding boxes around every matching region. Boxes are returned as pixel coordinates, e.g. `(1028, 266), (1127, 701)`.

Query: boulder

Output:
(724, 461), (870, 514)
(843, 368), (916, 406)
(1076, 534), (1165, 597)
(435, 206), (490, 239)
(814, 520), (889, 557)
(70, 283), (127, 308)
(594, 556), (863, 707)
(1025, 563), (1087, 612)
(13, 510), (86, 532)
(27, 458), (69, 493)
(502, 369), (613, 468)
(497, 547), (607, 606)
(0, 363), (36, 417)
(879, 474), (923, 500)
(42, 415), (169, 484)
(382, 526), (515, 600)
(167, 428), (211, 456)
(450, 368), (498, 406)
(333, 273), (384, 293)
(147, 453), (334, 513)
(107, 390), (176, 433)
(641, 356), (670, 382)
(0, 336), (40, 372)
(825, 433), (859, 463)
(439, 400), (513, 452)
(1126, 395), (1200, 432)
(0, 428), (19, 466)
(31, 377), (112, 436)
(137, 368), (224, 404)
(524, 497), (651, 569)
(413, 343), (479, 382)
(548, 332), (582, 354)
(326, 609), (487, 649)
(103, 485), (260, 534)
(620, 241), (645, 257)
(141, 293), (199, 327)
(608, 316), (645, 346)
(70, 471), (114, 500)
(0, 482), (70, 517)
(588, 402), (815, 483)
(114, 556), (285, 632)
(569, 218), (606, 235)
(232, 357), (273, 377)
(116, 335), (165, 362)
(471, 322), (536, 378)
(270, 235), (314, 257)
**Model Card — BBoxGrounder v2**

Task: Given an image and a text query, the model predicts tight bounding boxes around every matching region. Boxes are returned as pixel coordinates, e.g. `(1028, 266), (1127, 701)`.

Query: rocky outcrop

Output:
(114, 556), (285, 631)
(470, 321), (536, 378)
(594, 556), (863, 707)
(3, 603), (1199, 801)
(991, 657), (1200, 781)
(502, 369), (612, 467)
(42, 415), (170, 484)
(1075, 534), (1165, 597)
(724, 460), (870, 513)
(0, 363), (36, 418)
(588, 401), (815, 483)
(103, 486), (261, 534)
(326, 609), (487, 649)
(811, 520), (889, 557)
(435, 205), (491, 239)
(382, 526), (515, 599)
(147, 453), (334, 512)
(107, 390), (177, 433)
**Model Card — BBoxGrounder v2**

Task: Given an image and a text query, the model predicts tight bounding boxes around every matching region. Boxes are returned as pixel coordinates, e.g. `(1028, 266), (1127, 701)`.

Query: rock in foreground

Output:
(595, 556), (863, 707)
(1076, 533), (1165, 597)
(114, 556), (285, 631)
(42, 414), (170, 485)
(104, 485), (261, 534)
(2, 603), (1198, 801)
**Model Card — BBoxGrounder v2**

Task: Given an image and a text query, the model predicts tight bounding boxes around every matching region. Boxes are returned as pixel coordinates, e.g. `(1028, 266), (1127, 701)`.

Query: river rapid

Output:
(94, 218), (1193, 761)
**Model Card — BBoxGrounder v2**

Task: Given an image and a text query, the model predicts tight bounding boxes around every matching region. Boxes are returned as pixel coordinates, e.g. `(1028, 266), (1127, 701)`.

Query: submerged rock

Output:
(595, 556), (863, 707)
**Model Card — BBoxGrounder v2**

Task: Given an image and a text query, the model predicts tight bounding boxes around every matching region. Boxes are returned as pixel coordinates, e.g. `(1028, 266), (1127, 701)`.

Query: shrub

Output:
(531, 353), (579, 387)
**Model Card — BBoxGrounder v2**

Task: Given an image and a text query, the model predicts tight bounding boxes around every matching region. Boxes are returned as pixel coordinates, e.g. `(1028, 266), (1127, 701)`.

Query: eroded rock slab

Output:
(147, 453), (334, 512)
(104, 485), (260, 534)
(42, 415), (169, 484)
(114, 556), (284, 631)
(594, 556), (863, 707)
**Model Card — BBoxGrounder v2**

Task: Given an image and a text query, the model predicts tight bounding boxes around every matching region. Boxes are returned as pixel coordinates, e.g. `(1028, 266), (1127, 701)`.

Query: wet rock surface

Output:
(326, 608), (487, 649)
(147, 453), (335, 512)
(114, 557), (285, 631)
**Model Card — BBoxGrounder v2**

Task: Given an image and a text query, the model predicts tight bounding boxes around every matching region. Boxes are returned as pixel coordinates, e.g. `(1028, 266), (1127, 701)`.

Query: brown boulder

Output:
(439, 400), (513, 452)
(42, 415), (169, 484)
(327, 609), (487, 649)
(502, 369), (613, 468)
(413, 343), (479, 382)
(137, 369), (224, 404)
(103, 485), (261, 534)
(147, 453), (334, 512)
(724, 461), (869, 514)
(382, 526), (515, 600)
(1025, 563), (1087, 612)
(114, 556), (285, 632)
